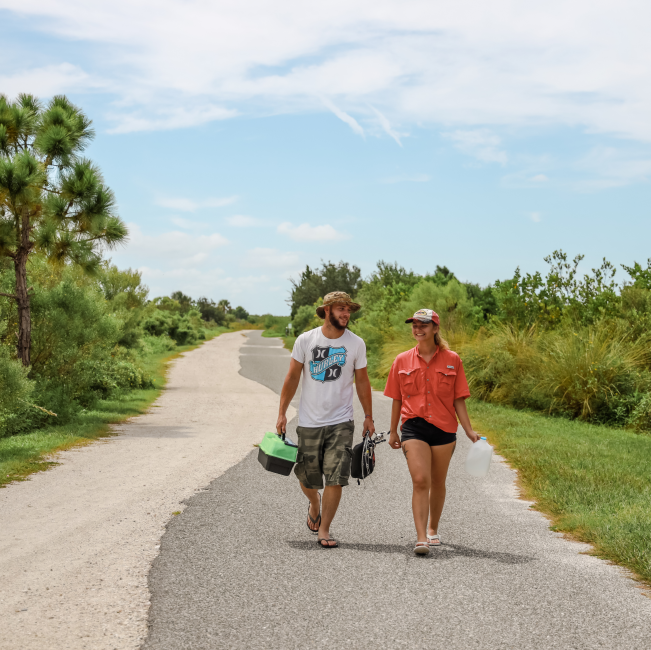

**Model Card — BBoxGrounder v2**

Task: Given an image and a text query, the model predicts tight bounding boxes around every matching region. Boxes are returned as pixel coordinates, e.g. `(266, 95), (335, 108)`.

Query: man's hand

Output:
(362, 415), (375, 437)
(389, 431), (401, 449)
(276, 413), (287, 436)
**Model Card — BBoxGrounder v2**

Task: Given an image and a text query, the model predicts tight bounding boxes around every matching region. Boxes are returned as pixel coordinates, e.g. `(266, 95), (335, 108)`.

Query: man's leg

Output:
(299, 482), (321, 532)
(318, 485), (342, 543)
(318, 422), (353, 546)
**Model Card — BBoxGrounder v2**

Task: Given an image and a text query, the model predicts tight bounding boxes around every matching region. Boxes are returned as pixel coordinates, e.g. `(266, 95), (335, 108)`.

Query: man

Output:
(276, 291), (375, 548)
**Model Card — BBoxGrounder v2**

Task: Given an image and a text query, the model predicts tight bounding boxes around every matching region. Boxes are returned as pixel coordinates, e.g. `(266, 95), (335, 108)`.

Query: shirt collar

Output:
(415, 345), (439, 360)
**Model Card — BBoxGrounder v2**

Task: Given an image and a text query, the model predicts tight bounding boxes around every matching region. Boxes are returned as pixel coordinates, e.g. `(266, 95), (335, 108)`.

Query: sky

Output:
(1, 0), (650, 314)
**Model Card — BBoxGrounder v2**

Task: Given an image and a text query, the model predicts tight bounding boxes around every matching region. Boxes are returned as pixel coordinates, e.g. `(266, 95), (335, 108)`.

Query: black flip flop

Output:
(317, 537), (338, 549)
(307, 493), (321, 534)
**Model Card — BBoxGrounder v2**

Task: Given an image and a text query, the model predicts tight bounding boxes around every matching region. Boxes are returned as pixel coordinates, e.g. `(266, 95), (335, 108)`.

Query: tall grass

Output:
(462, 322), (651, 430)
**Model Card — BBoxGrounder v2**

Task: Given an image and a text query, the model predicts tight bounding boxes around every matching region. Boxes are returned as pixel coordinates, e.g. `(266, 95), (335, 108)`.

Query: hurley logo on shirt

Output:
(309, 346), (347, 382)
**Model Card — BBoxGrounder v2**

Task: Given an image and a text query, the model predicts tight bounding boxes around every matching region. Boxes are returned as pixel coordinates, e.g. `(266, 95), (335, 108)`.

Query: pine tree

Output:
(0, 94), (127, 366)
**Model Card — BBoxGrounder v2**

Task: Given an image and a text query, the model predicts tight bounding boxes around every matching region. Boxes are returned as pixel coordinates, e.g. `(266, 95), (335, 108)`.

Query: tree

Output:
(0, 94), (127, 366)
(218, 299), (231, 313)
(195, 297), (225, 324)
(233, 305), (249, 320)
(289, 261), (362, 318)
(170, 290), (193, 313)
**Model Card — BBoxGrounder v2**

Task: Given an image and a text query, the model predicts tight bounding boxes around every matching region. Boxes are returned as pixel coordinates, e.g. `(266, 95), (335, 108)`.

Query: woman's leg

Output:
(428, 441), (456, 536)
(402, 439), (432, 542)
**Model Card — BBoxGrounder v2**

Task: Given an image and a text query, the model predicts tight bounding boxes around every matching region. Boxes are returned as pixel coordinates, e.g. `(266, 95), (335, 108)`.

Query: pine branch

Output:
(0, 292), (17, 299)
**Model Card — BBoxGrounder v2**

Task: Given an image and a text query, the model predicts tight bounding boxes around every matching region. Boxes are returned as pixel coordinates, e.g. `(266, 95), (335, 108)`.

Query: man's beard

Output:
(328, 311), (347, 331)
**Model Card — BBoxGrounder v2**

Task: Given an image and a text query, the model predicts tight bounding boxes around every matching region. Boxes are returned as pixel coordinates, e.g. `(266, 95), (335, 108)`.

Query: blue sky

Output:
(2, 1), (650, 314)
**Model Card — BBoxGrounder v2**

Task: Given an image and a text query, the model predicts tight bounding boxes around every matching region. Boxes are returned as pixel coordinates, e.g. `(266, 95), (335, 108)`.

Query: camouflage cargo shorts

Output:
(294, 421), (355, 490)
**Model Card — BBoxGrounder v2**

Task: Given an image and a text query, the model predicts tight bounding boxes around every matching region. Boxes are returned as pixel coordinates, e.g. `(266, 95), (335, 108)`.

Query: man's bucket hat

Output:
(405, 308), (440, 325)
(316, 291), (361, 318)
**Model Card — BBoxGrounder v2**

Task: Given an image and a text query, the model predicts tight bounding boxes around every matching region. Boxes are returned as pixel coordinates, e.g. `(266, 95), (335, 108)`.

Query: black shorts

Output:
(401, 417), (457, 447)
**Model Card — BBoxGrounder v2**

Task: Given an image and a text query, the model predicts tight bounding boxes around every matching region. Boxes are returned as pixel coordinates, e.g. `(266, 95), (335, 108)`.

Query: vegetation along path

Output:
(0, 332), (289, 650)
(144, 331), (651, 650)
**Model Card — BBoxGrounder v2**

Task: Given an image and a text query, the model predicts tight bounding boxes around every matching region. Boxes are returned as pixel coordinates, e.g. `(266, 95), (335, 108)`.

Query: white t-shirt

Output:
(291, 327), (367, 428)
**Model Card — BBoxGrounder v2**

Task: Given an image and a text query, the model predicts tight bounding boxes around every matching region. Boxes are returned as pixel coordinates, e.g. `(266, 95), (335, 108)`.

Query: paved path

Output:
(0, 332), (287, 650)
(144, 331), (651, 649)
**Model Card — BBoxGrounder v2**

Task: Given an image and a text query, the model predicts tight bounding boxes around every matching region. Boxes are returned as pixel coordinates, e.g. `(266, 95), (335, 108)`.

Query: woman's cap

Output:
(405, 308), (440, 325)
(316, 291), (361, 318)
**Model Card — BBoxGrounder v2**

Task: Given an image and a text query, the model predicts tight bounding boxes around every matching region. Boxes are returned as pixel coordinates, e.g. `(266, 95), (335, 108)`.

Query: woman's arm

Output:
(454, 398), (480, 443)
(389, 399), (402, 449)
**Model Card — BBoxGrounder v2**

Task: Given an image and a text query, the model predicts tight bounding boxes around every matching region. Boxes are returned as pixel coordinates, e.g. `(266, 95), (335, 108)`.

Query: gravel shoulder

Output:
(0, 332), (291, 650)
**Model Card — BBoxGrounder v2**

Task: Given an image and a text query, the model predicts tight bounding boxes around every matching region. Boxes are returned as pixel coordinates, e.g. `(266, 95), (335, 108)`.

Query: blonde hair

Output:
(435, 329), (450, 351)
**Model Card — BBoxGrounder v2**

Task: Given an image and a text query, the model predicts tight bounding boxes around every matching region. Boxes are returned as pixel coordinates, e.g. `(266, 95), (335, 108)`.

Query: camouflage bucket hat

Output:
(316, 291), (361, 318)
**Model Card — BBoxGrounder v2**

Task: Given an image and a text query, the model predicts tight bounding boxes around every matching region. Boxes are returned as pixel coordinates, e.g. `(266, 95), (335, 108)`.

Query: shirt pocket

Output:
(398, 368), (422, 398)
(436, 369), (457, 397)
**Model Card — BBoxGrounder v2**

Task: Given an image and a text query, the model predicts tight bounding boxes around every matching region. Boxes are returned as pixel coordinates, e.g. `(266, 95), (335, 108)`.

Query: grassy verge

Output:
(469, 398), (651, 585)
(0, 329), (227, 488)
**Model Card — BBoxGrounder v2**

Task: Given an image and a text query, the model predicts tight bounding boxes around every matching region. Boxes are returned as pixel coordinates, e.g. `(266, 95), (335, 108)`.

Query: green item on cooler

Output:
(258, 431), (298, 476)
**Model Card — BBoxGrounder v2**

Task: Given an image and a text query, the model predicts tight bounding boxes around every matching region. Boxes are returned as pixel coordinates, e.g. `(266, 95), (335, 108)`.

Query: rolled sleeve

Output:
(383, 361), (402, 400)
(454, 360), (471, 400)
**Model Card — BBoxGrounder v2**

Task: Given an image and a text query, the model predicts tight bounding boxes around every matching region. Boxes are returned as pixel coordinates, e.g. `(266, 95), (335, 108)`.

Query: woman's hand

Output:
(466, 429), (480, 443)
(389, 431), (401, 449)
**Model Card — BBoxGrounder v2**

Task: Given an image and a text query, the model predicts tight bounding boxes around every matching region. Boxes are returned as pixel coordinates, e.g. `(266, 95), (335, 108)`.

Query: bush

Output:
(0, 344), (35, 437)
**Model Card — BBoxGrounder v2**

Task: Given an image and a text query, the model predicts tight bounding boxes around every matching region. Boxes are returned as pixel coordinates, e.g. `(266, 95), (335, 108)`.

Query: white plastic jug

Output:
(465, 437), (493, 477)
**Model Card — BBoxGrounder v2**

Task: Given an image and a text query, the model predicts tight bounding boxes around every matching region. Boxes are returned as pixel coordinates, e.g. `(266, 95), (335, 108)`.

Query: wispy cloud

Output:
(170, 217), (210, 229)
(118, 223), (228, 267)
(108, 105), (237, 134)
(321, 98), (365, 137)
(444, 129), (508, 164)
(530, 174), (549, 183)
(225, 215), (264, 227)
(277, 222), (350, 242)
(244, 247), (301, 270)
(529, 212), (542, 222)
(382, 173), (430, 184)
(369, 106), (402, 146)
(573, 146), (651, 191)
(156, 196), (238, 212)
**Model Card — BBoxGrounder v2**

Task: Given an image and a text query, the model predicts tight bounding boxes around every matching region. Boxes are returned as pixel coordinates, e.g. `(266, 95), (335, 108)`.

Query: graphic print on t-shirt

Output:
(309, 346), (347, 382)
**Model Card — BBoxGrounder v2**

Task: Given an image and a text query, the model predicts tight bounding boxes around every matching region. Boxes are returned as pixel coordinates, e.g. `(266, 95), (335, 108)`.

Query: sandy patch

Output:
(0, 332), (291, 650)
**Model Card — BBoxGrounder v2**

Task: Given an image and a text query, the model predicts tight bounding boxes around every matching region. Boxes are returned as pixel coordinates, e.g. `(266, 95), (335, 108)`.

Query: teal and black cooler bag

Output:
(258, 432), (298, 476)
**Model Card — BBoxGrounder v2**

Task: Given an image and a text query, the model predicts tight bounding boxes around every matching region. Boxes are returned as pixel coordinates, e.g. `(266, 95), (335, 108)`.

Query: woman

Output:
(384, 309), (480, 555)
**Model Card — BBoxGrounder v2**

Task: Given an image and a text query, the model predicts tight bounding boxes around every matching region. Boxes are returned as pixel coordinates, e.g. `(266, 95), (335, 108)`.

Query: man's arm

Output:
(354, 367), (376, 437)
(276, 358), (303, 435)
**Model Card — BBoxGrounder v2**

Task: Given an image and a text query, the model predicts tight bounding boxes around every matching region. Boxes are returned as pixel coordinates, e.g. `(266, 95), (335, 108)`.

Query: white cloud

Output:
(169, 217), (210, 229)
(5, 1), (651, 146)
(382, 173), (430, 184)
(156, 196), (238, 212)
(107, 105), (237, 134)
(321, 97), (365, 137)
(529, 212), (542, 223)
(277, 222), (350, 242)
(530, 174), (549, 183)
(118, 223), (229, 267)
(444, 129), (508, 164)
(369, 106), (402, 146)
(573, 146), (651, 190)
(225, 215), (264, 227)
(0, 63), (95, 98)
(244, 248), (301, 270)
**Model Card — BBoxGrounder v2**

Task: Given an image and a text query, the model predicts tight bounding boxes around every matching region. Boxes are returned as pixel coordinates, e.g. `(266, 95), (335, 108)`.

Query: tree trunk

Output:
(15, 251), (31, 367)
(15, 206), (32, 367)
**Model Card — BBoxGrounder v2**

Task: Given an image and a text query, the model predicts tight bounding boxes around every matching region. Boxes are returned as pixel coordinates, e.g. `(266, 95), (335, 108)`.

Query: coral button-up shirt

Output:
(383, 346), (471, 433)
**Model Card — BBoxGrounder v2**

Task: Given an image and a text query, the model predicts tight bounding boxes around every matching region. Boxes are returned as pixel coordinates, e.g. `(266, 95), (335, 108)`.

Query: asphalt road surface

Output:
(143, 331), (651, 649)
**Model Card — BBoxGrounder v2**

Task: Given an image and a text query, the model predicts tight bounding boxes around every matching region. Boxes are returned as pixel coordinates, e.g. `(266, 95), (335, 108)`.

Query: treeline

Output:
(288, 254), (651, 432)
(0, 255), (260, 437)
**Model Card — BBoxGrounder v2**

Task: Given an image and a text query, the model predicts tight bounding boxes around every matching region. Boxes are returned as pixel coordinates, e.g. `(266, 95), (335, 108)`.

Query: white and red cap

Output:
(405, 308), (440, 325)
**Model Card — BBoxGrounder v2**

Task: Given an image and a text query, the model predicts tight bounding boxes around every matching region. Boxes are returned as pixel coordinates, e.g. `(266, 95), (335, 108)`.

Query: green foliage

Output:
(233, 305), (249, 320)
(0, 341), (34, 437)
(289, 261), (362, 318)
(195, 297), (226, 324)
(492, 250), (620, 328)
(291, 302), (322, 336)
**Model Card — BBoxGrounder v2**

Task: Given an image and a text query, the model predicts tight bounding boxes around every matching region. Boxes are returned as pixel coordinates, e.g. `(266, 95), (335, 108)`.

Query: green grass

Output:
(469, 398), (651, 585)
(0, 330), (226, 488)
